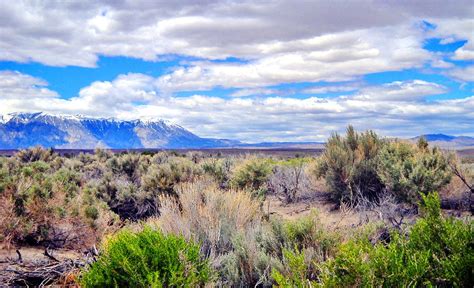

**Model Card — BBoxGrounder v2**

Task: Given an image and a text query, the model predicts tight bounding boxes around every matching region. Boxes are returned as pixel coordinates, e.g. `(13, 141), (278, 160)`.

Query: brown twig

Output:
(44, 247), (59, 262)
(16, 249), (23, 263)
(2, 257), (87, 287)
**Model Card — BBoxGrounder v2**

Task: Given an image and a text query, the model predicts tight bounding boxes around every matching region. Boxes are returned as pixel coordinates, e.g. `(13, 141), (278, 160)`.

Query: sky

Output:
(0, 1), (473, 142)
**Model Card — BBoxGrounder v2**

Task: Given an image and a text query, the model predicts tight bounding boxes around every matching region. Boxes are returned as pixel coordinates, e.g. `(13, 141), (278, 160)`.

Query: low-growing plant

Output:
(263, 212), (339, 286)
(268, 158), (312, 203)
(15, 147), (56, 163)
(80, 227), (213, 287)
(231, 158), (272, 198)
(201, 158), (233, 188)
(319, 192), (473, 287)
(272, 249), (315, 288)
(156, 180), (261, 257)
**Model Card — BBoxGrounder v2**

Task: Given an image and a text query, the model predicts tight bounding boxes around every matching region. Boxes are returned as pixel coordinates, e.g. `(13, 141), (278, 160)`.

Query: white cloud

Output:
(354, 80), (447, 101)
(446, 65), (474, 82)
(0, 1), (471, 92)
(230, 88), (277, 97)
(428, 18), (474, 61)
(0, 71), (58, 99)
(0, 72), (472, 141)
(155, 24), (432, 91)
(303, 84), (360, 95)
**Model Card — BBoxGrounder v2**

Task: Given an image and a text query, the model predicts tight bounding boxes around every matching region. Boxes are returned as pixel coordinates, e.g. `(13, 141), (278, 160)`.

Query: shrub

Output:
(141, 164), (178, 197)
(106, 154), (142, 181)
(319, 192), (474, 287)
(201, 158), (233, 188)
(268, 158), (312, 203)
(271, 212), (337, 256)
(80, 227), (213, 287)
(219, 229), (280, 287)
(316, 126), (385, 205)
(152, 180), (273, 286)
(15, 147), (56, 163)
(84, 205), (99, 220)
(92, 174), (157, 221)
(272, 249), (315, 288)
(155, 180), (261, 257)
(231, 158), (272, 198)
(52, 168), (81, 199)
(264, 212), (339, 286)
(317, 127), (453, 207)
(0, 153), (118, 248)
(378, 141), (452, 203)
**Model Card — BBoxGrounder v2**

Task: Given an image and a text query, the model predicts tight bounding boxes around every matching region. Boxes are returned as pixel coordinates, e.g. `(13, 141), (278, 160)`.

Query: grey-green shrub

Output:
(317, 127), (453, 206)
(201, 158), (233, 188)
(378, 141), (452, 203)
(231, 158), (272, 198)
(268, 158), (312, 203)
(316, 126), (385, 205)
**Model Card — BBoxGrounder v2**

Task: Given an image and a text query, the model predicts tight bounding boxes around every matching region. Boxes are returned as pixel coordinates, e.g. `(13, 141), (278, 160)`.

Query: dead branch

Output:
(449, 159), (474, 214)
(1, 256), (88, 287)
(16, 249), (22, 263)
(44, 247), (59, 262)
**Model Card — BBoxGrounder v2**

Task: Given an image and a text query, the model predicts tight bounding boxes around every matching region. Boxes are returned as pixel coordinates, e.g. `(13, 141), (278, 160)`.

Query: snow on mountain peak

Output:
(0, 112), (233, 149)
(0, 112), (171, 125)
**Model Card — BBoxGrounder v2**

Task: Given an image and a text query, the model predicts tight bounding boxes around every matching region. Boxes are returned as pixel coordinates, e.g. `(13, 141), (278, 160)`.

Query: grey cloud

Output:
(1, 1), (473, 67)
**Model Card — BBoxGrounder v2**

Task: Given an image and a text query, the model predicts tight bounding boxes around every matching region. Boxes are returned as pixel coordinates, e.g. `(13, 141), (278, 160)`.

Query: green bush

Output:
(272, 249), (315, 288)
(317, 127), (453, 206)
(52, 168), (81, 199)
(84, 206), (99, 220)
(268, 211), (337, 256)
(231, 158), (272, 197)
(266, 212), (338, 286)
(316, 126), (385, 205)
(106, 154), (142, 180)
(81, 227), (213, 287)
(378, 141), (452, 203)
(319, 192), (474, 287)
(15, 147), (55, 163)
(201, 158), (233, 187)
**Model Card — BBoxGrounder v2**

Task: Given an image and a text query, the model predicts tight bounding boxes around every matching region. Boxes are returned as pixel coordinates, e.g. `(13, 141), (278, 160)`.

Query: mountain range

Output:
(0, 112), (239, 149)
(0, 113), (472, 149)
(411, 134), (474, 149)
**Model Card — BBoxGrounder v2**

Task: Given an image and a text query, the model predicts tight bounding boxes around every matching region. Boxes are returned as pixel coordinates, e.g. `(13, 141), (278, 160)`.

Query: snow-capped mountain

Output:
(0, 112), (240, 149)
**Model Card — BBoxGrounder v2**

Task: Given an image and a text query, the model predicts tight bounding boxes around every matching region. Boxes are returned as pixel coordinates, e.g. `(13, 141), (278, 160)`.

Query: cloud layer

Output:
(1, 1), (472, 67)
(0, 71), (472, 141)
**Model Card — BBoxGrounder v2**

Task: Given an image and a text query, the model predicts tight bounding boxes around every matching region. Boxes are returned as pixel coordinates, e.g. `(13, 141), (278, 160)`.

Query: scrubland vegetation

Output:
(0, 126), (473, 287)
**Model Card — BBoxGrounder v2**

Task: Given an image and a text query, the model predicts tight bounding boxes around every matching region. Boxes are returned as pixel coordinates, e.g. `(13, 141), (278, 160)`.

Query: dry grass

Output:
(148, 178), (261, 257)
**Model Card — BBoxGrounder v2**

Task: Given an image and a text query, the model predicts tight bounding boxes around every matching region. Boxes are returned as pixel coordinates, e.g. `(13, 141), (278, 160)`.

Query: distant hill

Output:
(412, 134), (474, 149)
(237, 142), (325, 149)
(0, 112), (240, 149)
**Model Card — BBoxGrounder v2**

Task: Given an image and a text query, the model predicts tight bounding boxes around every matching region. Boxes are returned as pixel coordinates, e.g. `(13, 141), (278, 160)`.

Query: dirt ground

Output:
(264, 192), (382, 229)
(0, 246), (81, 263)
